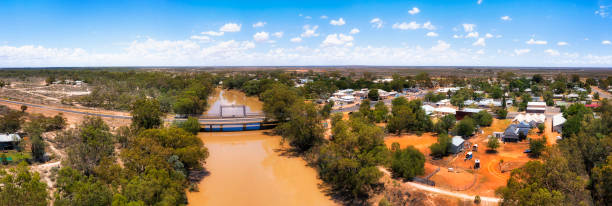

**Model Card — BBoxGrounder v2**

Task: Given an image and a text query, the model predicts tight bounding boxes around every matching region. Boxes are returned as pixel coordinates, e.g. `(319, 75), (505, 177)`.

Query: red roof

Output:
(585, 104), (599, 108)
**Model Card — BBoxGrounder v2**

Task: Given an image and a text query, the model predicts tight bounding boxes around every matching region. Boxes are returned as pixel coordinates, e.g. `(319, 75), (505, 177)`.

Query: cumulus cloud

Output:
(473, 38), (486, 46)
(322, 34), (354, 46)
(422, 21), (436, 30)
(252, 21), (266, 28)
(466, 32), (479, 38)
(320, 15), (328, 19)
(392, 22), (420, 30)
(408, 7), (420, 15)
(301, 25), (319, 38)
(220, 23), (241, 32)
(190, 35), (211, 42)
(426, 32), (438, 37)
(595, 5), (610, 18)
(603, 40), (612, 45)
(526, 38), (547, 45)
(350, 28), (360, 34)
(557, 41), (568, 46)
(453, 34), (462, 39)
(201, 31), (224, 36)
(501, 16), (512, 21)
(290, 37), (302, 43)
(462, 24), (476, 32)
(253, 32), (269, 42)
(330, 18), (346, 26)
(477, 0), (483, 4)
(272, 32), (283, 38)
(545, 49), (560, 56)
(370, 18), (383, 29)
(514, 48), (530, 55)
(485, 33), (493, 38)
(431, 40), (450, 52)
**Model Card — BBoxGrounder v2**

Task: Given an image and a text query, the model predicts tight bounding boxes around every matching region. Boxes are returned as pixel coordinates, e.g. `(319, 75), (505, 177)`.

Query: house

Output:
(526, 102), (546, 113)
(586, 103), (600, 108)
(555, 101), (568, 107)
(433, 107), (456, 115)
(553, 94), (564, 100)
(503, 123), (531, 142)
(435, 99), (451, 106)
(566, 93), (579, 101)
(421, 105), (435, 115)
(456, 108), (484, 120)
(0, 134), (21, 150)
(552, 113), (566, 133)
(513, 113), (545, 128)
(449, 136), (465, 154)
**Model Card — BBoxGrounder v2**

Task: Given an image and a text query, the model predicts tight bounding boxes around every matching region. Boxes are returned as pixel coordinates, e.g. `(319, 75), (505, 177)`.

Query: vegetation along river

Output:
(186, 89), (336, 206)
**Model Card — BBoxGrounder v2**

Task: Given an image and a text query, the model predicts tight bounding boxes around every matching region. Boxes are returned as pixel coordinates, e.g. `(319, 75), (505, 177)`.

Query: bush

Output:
(529, 138), (546, 157)
(474, 195), (481, 204)
(429, 134), (450, 157)
(495, 108), (508, 119)
(538, 124), (545, 134)
(487, 136), (500, 151)
(390, 146), (425, 180)
(455, 117), (475, 137)
(175, 117), (200, 134)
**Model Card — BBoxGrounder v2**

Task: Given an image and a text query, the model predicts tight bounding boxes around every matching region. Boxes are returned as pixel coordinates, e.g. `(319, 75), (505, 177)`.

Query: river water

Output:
(186, 89), (336, 206)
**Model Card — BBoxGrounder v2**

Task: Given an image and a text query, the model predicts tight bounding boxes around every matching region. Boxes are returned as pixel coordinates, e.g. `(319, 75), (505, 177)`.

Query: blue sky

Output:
(0, 0), (611, 67)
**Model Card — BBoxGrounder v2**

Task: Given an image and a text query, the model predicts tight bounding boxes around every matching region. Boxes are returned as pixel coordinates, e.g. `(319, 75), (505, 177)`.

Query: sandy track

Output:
(378, 167), (501, 205)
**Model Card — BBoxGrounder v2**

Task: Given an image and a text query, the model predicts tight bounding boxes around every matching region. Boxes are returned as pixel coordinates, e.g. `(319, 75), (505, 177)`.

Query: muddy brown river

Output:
(186, 89), (336, 206)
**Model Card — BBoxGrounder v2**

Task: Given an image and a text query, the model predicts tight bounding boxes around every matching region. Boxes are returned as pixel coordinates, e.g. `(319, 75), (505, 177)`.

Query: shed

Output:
(552, 113), (566, 133)
(0, 134), (21, 150)
(449, 136), (465, 154)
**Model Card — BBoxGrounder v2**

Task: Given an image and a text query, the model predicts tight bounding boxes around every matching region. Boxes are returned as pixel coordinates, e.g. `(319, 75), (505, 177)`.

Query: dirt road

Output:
(378, 167), (501, 205)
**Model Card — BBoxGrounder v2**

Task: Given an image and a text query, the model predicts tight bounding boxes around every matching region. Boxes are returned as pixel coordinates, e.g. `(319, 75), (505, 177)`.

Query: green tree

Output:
(529, 138), (546, 157)
(373, 101), (389, 123)
(495, 108), (508, 119)
(261, 84), (300, 122)
(131, 98), (164, 130)
(538, 124), (545, 134)
(591, 155), (612, 205)
(0, 110), (24, 134)
(30, 134), (46, 162)
(487, 136), (500, 152)
(455, 117), (475, 137)
(320, 101), (334, 119)
(54, 167), (113, 206)
(434, 114), (456, 134)
(368, 89), (380, 101)
(173, 95), (206, 115)
(429, 133), (451, 157)
(175, 117), (200, 134)
(60, 116), (115, 175)
(472, 110), (493, 126)
(277, 102), (324, 153)
(390, 146), (425, 180)
(20, 105), (27, 113)
(0, 163), (49, 206)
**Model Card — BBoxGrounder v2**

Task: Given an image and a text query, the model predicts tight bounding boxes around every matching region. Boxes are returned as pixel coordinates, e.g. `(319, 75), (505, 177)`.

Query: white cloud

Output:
(431, 40), (451, 52)
(501, 16), (512, 21)
(426, 32), (438, 37)
(408, 7), (420, 15)
(322, 33), (354, 46)
(477, 0), (483, 5)
(272, 32), (283, 38)
(290, 37), (302, 43)
(603, 40), (612, 45)
(320, 15), (328, 19)
(466, 32), (479, 38)
(557, 41), (568, 46)
(220, 23), (241, 32)
(392, 22), (420, 30)
(301, 25), (319, 38)
(370, 18), (383, 29)
(476, 49), (485, 55)
(595, 5), (610, 18)
(473, 38), (486, 47)
(423, 21), (436, 30)
(252, 21), (266, 28)
(190, 35), (211, 42)
(330, 18), (346, 26)
(514, 49), (530, 55)
(253, 32), (270, 42)
(350, 28), (360, 34)
(201, 31), (224, 36)
(462, 24), (476, 32)
(526, 38), (547, 45)
(545, 49), (560, 56)
(453, 34), (462, 39)
(485, 33), (493, 38)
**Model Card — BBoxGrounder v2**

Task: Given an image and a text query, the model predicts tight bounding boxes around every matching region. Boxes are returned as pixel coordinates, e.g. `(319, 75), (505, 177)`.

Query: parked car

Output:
(524, 149), (532, 153)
